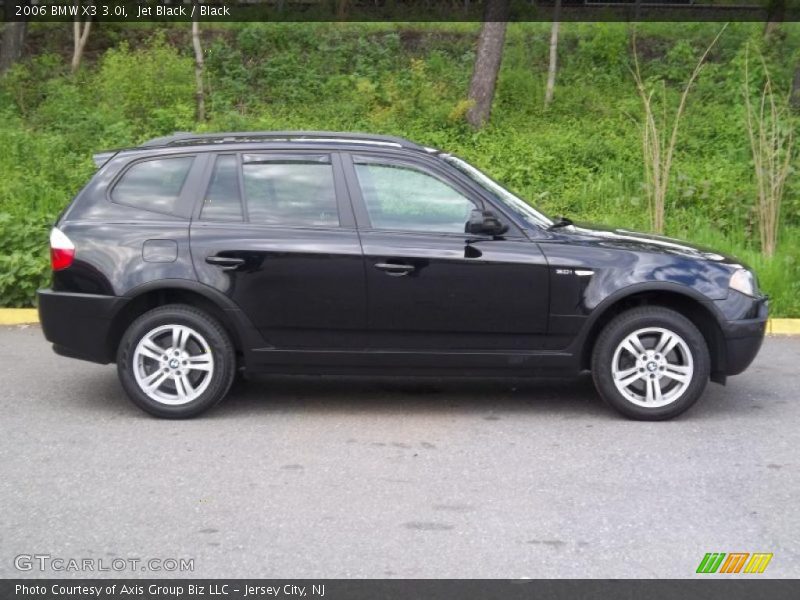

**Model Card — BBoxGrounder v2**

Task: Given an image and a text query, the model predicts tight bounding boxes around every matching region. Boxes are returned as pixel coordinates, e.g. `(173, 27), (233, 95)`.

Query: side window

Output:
(201, 155), (243, 221)
(111, 156), (194, 215)
(242, 154), (339, 227)
(354, 160), (477, 233)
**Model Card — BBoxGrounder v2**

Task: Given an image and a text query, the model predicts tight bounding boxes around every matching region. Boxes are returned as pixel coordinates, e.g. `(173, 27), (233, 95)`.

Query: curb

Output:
(1, 308), (799, 334)
(767, 319), (800, 335)
(0, 309), (39, 325)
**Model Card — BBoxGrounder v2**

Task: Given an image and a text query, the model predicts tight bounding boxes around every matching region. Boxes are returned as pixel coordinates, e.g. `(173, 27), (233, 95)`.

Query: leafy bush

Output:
(95, 35), (195, 138)
(0, 213), (51, 307)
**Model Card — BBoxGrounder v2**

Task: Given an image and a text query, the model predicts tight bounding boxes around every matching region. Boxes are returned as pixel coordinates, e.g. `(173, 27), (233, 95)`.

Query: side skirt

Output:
(246, 348), (579, 377)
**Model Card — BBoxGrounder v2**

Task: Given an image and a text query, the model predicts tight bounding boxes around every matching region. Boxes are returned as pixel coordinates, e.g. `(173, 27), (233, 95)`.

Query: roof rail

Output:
(92, 150), (118, 169)
(138, 131), (424, 150)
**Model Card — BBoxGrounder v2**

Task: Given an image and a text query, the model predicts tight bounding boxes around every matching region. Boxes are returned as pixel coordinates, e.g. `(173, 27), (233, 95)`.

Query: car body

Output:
(38, 131), (768, 419)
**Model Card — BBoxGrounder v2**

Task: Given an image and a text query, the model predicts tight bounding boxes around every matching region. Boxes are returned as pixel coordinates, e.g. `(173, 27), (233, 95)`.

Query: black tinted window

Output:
(242, 156), (338, 227)
(111, 157), (194, 215)
(201, 155), (243, 221)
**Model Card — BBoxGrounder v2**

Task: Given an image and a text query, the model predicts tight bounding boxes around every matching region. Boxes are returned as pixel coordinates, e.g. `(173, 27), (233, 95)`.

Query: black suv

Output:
(38, 131), (768, 420)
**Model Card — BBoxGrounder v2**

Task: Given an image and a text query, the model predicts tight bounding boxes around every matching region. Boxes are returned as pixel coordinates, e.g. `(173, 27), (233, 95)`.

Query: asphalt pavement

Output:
(0, 325), (798, 578)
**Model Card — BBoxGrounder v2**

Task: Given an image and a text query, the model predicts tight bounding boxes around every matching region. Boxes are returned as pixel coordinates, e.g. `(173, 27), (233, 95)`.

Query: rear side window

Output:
(201, 155), (243, 221)
(111, 156), (194, 215)
(242, 154), (339, 227)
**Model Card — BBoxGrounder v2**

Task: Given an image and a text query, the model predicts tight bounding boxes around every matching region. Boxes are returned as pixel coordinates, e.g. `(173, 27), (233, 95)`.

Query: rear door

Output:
(342, 152), (550, 353)
(189, 151), (367, 351)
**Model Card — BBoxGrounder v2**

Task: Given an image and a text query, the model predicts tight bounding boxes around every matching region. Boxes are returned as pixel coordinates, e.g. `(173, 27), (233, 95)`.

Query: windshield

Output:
(442, 155), (553, 228)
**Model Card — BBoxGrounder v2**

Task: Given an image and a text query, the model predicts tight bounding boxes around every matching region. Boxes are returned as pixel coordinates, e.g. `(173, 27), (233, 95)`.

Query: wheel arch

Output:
(578, 284), (728, 383)
(106, 280), (258, 363)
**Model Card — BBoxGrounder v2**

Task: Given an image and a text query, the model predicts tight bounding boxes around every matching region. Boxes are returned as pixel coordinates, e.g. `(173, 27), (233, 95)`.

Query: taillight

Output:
(50, 227), (75, 271)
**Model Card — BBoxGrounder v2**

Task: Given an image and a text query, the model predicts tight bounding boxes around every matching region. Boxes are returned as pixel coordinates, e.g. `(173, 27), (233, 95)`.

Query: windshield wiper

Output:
(548, 216), (574, 230)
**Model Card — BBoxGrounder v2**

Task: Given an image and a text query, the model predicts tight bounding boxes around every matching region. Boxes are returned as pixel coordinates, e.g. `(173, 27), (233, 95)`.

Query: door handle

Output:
(374, 262), (415, 276)
(205, 256), (245, 270)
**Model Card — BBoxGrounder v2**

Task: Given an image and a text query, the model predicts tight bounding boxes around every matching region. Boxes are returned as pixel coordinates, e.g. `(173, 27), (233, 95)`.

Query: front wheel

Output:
(591, 307), (710, 421)
(117, 304), (236, 418)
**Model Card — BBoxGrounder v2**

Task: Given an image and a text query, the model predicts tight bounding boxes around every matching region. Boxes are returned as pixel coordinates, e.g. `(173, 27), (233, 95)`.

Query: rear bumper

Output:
(719, 296), (769, 376)
(37, 289), (126, 364)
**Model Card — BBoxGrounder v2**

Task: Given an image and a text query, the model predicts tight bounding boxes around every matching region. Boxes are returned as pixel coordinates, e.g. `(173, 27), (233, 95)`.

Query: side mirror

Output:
(466, 209), (509, 237)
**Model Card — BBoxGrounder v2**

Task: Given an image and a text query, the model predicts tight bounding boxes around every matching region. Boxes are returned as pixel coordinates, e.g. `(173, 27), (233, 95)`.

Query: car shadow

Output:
(74, 369), (615, 419)
(204, 372), (611, 420)
(72, 367), (764, 422)
(72, 370), (776, 422)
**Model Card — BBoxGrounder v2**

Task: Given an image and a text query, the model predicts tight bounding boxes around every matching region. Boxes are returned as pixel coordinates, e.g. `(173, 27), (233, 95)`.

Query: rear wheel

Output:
(591, 307), (710, 420)
(117, 304), (236, 418)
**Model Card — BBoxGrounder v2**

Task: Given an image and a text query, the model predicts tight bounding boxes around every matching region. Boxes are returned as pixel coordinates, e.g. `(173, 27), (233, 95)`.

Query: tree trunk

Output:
(71, 8), (92, 74)
(791, 63), (800, 110)
(466, 0), (510, 129)
(764, 20), (781, 40)
(764, 0), (785, 39)
(192, 12), (206, 122)
(0, 21), (27, 75)
(544, 0), (561, 107)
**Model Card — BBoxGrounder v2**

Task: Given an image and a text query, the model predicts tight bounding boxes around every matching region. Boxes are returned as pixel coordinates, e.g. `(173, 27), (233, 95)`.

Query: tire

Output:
(117, 304), (236, 418)
(591, 306), (710, 421)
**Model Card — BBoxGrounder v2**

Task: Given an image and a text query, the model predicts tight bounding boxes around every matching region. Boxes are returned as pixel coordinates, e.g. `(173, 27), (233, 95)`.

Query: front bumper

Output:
(718, 294), (769, 376)
(37, 289), (127, 364)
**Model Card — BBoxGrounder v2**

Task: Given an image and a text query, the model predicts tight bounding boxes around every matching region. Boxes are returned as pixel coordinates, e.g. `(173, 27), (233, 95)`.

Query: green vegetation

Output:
(0, 22), (798, 314)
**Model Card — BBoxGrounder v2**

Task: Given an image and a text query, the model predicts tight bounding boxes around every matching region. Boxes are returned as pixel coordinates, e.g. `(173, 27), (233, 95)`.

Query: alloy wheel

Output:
(611, 327), (694, 408)
(132, 324), (215, 405)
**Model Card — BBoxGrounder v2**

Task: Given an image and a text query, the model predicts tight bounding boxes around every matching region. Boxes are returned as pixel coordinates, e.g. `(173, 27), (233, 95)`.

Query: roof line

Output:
(138, 131), (425, 150)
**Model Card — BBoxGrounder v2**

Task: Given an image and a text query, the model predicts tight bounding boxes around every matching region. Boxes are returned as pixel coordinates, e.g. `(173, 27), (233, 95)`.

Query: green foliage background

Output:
(0, 22), (798, 314)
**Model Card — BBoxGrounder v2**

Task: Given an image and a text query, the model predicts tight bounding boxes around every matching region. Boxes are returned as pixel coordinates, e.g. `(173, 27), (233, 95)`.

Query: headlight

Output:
(729, 268), (757, 297)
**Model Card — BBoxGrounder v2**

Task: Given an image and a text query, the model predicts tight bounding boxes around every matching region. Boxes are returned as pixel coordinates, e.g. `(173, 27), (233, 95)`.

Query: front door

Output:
(342, 153), (549, 354)
(190, 151), (367, 350)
